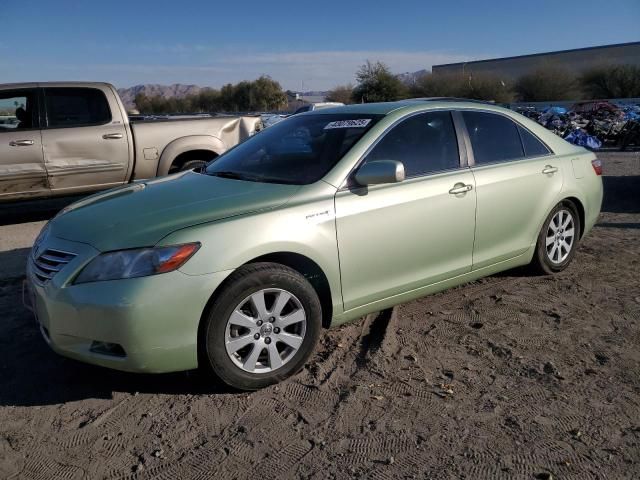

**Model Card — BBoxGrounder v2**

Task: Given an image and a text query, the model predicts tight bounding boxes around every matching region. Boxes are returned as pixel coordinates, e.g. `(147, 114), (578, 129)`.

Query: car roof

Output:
(307, 98), (507, 116)
(307, 98), (578, 155)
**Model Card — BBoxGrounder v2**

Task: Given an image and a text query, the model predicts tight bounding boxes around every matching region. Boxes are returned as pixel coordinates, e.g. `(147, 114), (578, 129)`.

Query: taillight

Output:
(591, 158), (602, 176)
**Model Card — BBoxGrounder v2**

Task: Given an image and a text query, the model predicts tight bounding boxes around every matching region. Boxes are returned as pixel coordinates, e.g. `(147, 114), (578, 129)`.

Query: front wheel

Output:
(201, 263), (322, 390)
(530, 201), (581, 275)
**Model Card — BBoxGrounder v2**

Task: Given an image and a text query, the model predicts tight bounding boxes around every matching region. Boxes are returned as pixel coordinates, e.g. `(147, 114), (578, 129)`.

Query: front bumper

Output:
(27, 235), (232, 373)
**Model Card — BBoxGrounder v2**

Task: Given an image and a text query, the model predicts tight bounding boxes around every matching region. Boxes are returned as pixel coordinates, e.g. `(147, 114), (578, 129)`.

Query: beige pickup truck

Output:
(0, 82), (262, 201)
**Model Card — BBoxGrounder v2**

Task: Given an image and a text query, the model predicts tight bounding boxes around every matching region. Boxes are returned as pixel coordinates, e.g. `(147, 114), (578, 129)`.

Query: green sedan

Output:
(26, 99), (603, 390)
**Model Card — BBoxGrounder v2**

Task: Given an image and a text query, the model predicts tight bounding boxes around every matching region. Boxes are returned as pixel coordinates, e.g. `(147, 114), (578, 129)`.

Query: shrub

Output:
(581, 64), (640, 99)
(326, 84), (354, 104)
(514, 66), (579, 101)
(410, 72), (513, 103)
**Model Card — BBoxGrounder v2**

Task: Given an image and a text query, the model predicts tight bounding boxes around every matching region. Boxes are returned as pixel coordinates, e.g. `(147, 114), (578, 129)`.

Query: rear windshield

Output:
(205, 113), (383, 185)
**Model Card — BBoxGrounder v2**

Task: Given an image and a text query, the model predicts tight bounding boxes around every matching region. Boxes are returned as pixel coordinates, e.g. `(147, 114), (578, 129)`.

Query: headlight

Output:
(74, 243), (200, 284)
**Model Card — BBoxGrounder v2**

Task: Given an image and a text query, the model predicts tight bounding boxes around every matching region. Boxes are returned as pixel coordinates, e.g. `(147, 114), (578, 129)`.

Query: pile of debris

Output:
(514, 101), (640, 150)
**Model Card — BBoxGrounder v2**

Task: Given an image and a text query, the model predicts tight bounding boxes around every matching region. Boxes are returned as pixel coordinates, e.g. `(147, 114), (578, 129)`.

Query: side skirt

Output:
(330, 244), (536, 327)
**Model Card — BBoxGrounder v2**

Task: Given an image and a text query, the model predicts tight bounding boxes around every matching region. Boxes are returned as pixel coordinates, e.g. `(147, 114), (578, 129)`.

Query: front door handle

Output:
(102, 133), (123, 140)
(9, 139), (34, 147)
(449, 183), (473, 195)
(542, 165), (558, 174)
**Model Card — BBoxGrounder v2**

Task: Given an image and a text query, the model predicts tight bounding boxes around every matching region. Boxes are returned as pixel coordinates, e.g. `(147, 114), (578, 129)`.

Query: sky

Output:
(1, 0), (638, 91)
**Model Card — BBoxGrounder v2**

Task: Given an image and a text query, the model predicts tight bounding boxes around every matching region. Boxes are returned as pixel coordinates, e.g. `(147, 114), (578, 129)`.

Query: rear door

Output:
(461, 110), (562, 270)
(41, 86), (130, 193)
(0, 87), (48, 199)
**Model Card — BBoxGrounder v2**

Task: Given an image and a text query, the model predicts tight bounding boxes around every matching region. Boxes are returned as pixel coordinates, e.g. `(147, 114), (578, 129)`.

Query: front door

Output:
(41, 86), (129, 194)
(0, 87), (48, 199)
(335, 111), (476, 311)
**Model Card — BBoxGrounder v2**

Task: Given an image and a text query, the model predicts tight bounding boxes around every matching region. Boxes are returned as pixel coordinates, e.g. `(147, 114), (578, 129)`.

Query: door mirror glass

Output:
(354, 160), (405, 186)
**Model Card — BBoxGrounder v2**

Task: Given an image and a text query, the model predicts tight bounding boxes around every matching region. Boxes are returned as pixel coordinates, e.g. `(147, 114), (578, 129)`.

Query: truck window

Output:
(0, 89), (38, 131)
(44, 88), (111, 128)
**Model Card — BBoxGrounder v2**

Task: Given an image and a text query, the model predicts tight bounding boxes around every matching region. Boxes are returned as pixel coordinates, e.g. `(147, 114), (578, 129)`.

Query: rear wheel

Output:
(530, 201), (581, 274)
(201, 263), (321, 390)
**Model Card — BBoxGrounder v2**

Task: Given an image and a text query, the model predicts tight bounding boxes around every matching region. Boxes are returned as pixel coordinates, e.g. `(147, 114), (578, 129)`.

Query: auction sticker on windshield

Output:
(324, 119), (371, 129)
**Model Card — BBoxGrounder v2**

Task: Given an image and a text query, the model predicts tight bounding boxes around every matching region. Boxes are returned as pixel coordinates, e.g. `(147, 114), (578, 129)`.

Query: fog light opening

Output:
(90, 341), (127, 358)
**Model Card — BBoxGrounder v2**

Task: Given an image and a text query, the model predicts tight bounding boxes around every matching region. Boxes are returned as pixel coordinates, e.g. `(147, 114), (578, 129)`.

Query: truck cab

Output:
(0, 82), (133, 200)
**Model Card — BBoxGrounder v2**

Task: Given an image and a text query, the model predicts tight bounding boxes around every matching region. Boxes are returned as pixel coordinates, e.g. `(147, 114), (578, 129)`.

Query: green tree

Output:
(352, 61), (408, 103)
(580, 64), (640, 99)
(134, 76), (286, 114)
(218, 76), (287, 112)
(134, 93), (152, 113)
(514, 66), (578, 101)
(249, 76), (288, 111)
(219, 83), (238, 111)
(326, 84), (354, 104)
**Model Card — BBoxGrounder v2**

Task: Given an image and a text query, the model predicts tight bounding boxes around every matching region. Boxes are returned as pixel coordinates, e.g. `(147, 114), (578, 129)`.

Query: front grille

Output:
(31, 249), (77, 285)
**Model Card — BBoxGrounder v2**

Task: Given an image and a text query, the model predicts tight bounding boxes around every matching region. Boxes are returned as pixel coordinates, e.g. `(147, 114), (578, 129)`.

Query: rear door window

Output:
(44, 88), (111, 128)
(364, 111), (460, 177)
(462, 111), (524, 165)
(0, 89), (39, 131)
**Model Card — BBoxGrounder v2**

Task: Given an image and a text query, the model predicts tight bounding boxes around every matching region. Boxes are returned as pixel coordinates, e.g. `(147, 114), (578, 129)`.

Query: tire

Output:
(530, 201), (581, 275)
(179, 160), (208, 172)
(201, 262), (322, 390)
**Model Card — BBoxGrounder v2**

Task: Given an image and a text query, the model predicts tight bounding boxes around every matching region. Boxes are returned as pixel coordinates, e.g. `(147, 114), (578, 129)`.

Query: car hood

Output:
(50, 171), (300, 251)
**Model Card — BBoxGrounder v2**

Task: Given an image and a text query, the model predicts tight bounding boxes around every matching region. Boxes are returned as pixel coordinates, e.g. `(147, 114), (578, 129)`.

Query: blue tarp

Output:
(543, 106), (568, 115)
(564, 129), (602, 150)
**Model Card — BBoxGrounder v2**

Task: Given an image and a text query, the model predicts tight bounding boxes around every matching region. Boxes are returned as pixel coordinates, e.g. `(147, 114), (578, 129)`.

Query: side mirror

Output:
(354, 160), (405, 186)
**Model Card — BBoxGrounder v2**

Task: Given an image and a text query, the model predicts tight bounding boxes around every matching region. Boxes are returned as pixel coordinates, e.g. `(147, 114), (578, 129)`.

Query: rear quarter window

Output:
(518, 125), (551, 157)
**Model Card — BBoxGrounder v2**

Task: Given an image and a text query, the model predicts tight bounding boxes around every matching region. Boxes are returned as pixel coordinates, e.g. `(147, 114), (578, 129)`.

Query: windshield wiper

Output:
(207, 171), (258, 181)
(207, 170), (299, 185)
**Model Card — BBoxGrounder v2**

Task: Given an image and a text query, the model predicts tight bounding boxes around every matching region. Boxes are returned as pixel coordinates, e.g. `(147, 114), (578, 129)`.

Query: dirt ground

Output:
(1, 152), (639, 480)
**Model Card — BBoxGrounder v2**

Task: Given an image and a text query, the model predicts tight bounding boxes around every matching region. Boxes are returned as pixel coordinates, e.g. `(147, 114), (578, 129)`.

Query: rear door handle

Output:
(542, 165), (558, 174)
(9, 139), (34, 147)
(449, 183), (473, 195)
(102, 133), (123, 140)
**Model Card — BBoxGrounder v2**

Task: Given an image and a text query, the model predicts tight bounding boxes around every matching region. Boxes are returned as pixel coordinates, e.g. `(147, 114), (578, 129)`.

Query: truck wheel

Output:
(201, 262), (322, 390)
(179, 160), (207, 172)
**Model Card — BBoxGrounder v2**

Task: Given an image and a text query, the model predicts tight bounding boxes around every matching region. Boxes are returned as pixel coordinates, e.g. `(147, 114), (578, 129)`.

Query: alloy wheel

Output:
(224, 288), (306, 373)
(545, 209), (575, 264)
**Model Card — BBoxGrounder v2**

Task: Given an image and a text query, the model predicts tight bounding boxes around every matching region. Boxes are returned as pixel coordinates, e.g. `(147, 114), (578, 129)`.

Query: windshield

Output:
(205, 113), (383, 185)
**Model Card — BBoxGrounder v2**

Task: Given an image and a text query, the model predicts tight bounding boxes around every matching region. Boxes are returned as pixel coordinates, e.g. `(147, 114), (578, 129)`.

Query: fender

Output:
(156, 135), (227, 176)
(158, 198), (344, 317)
(530, 188), (588, 250)
(201, 239), (344, 320)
